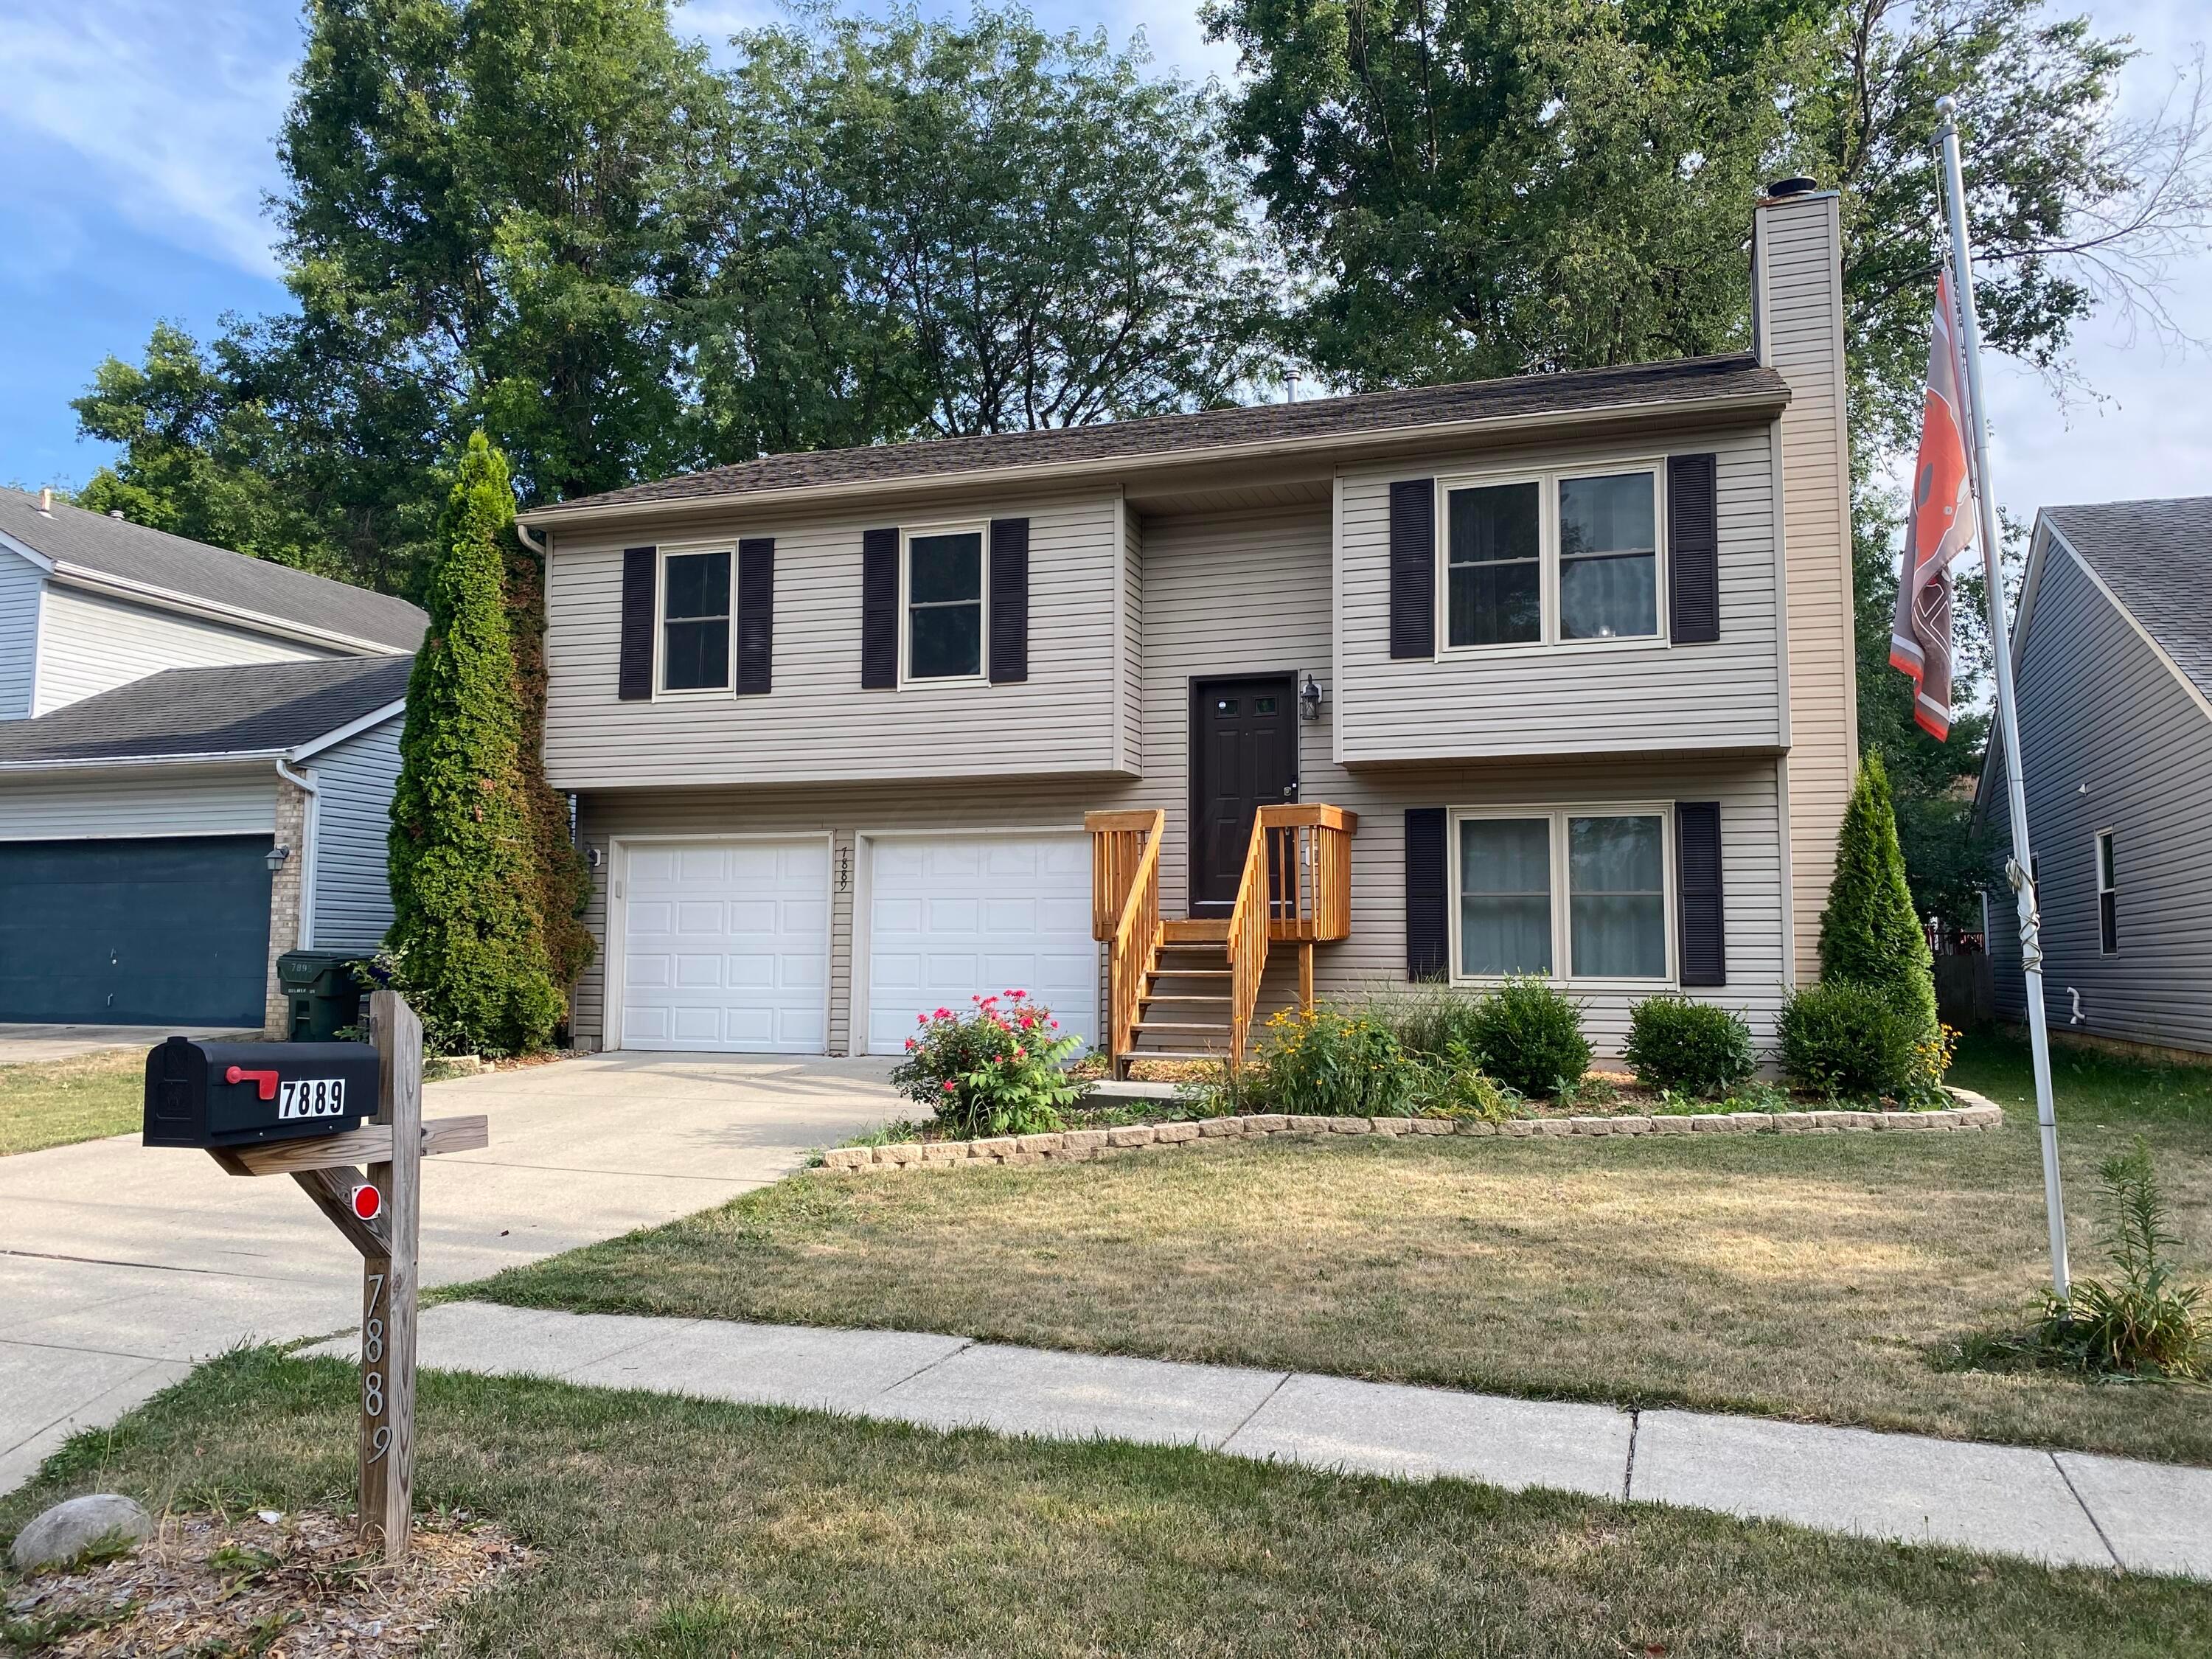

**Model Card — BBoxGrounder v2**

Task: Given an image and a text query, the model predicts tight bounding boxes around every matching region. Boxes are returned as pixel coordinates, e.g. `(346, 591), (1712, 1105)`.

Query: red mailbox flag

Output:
(1890, 271), (1976, 741)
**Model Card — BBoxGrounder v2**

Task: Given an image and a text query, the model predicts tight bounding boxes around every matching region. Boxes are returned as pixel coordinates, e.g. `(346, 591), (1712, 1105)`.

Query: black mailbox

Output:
(143, 1037), (381, 1150)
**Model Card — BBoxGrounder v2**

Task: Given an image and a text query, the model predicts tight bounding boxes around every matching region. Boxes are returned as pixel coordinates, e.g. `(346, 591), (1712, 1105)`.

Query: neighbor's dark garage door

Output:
(0, 836), (273, 1026)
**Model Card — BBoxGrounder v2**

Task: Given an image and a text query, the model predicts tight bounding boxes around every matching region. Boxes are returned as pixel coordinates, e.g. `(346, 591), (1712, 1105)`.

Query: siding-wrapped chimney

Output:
(1753, 179), (1858, 985)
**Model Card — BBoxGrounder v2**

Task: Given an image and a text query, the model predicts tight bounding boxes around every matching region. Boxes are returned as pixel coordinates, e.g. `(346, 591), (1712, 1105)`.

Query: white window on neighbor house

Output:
(902, 524), (987, 682)
(1441, 465), (1663, 651)
(1452, 807), (1672, 984)
(659, 548), (732, 693)
(2096, 830), (2118, 954)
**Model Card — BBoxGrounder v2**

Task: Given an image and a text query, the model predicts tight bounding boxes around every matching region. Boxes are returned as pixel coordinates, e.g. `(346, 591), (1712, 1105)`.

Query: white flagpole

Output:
(1936, 95), (2070, 1299)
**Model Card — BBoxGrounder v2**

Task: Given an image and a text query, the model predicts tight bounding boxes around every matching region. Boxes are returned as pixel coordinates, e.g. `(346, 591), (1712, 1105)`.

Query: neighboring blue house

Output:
(1978, 496), (2212, 1057)
(0, 490), (425, 1032)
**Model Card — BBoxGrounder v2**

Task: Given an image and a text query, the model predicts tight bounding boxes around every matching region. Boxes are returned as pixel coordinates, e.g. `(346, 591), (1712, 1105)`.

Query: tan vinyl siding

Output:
(543, 490), (1127, 790)
(32, 585), (334, 716)
(1758, 192), (1858, 984)
(571, 504), (1791, 1056)
(1335, 422), (1784, 763)
(1118, 499), (1144, 774)
(0, 765), (276, 839)
(1984, 544), (2212, 1053)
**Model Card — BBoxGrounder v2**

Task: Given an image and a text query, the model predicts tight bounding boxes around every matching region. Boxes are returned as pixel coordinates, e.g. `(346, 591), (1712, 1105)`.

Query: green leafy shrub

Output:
(889, 992), (1083, 1138)
(1250, 1006), (1418, 1116)
(1818, 754), (1938, 1038)
(2036, 1137), (2208, 1380)
(1468, 976), (1591, 1096)
(1623, 997), (1756, 1098)
(1776, 982), (1917, 1100)
(384, 434), (563, 1057)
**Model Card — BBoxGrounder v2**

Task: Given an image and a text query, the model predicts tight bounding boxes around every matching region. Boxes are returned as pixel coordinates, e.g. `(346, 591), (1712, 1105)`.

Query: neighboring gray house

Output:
(1978, 497), (2212, 1057)
(512, 181), (1861, 1066)
(0, 491), (425, 1032)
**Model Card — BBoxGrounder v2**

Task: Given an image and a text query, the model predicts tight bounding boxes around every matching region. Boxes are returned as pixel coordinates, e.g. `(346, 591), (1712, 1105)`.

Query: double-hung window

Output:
(1442, 465), (1663, 650)
(1453, 807), (1671, 982)
(661, 549), (731, 692)
(904, 524), (986, 681)
(2096, 831), (2118, 953)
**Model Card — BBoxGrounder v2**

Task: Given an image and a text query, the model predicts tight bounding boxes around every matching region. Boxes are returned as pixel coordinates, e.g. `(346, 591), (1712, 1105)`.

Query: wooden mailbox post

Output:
(187, 990), (484, 1561)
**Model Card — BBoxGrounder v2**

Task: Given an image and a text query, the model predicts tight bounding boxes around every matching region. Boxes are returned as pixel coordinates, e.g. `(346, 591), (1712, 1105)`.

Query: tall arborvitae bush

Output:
(1818, 753), (1938, 1036)
(386, 434), (564, 1056)
(503, 510), (595, 990)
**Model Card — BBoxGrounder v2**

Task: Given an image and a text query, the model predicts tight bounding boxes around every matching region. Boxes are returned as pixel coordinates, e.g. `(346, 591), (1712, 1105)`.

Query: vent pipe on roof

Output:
(1285, 369), (1301, 404)
(108, 509), (125, 519)
(1762, 175), (1820, 200)
(37, 487), (52, 515)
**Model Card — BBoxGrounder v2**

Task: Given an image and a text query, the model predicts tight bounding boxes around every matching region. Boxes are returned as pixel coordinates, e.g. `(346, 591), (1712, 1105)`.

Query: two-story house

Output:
(0, 491), (425, 1032)
(520, 181), (1858, 1068)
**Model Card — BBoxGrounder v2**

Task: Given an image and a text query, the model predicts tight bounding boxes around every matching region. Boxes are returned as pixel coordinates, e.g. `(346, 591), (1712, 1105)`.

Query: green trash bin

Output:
(276, 950), (365, 1043)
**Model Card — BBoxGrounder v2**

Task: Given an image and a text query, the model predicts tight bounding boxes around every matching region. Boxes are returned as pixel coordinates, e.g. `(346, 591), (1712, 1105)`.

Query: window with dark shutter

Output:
(619, 546), (656, 701)
(1667, 453), (1720, 644)
(1389, 480), (1436, 660)
(989, 518), (1030, 684)
(1675, 801), (1726, 986)
(861, 526), (899, 689)
(737, 538), (773, 695)
(1405, 807), (1448, 980)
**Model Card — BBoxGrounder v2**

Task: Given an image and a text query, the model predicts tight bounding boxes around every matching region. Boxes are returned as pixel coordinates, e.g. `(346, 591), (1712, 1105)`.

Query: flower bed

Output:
(818, 1088), (2007, 1172)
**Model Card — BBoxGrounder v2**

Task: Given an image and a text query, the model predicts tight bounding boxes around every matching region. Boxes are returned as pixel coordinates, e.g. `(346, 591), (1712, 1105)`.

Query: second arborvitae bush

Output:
(1623, 997), (1756, 1099)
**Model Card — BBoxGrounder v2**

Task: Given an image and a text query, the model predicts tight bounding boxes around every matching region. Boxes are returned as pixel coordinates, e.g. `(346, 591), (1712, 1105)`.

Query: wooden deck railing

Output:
(1085, 810), (1166, 1064)
(1227, 804), (1358, 1068)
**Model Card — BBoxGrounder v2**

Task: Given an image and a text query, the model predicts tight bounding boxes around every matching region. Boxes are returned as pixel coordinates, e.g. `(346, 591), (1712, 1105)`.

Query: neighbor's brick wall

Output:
(262, 774), (311, 1036)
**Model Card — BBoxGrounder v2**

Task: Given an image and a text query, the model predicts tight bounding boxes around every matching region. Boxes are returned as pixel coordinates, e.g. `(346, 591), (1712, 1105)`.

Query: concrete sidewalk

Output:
(299, 1301), (2212, 1582)
(1, 1053), (900, 1492)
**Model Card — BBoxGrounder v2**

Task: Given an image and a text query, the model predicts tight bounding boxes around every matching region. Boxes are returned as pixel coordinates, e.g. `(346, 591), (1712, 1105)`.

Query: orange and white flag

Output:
(1890, 271), (1976, 740)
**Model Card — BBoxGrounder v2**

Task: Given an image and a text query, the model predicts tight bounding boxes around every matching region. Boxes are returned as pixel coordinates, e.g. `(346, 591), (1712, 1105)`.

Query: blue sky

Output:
(1, 0), (2206, 535)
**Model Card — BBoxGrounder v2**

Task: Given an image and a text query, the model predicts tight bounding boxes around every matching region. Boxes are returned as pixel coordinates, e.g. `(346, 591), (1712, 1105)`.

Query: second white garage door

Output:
(620, 838), (830, 1052)
(864, 835), (1099, 1055)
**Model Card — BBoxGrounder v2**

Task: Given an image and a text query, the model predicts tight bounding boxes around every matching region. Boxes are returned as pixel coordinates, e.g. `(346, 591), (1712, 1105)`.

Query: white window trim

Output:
(2095, 827), (2117, 955)
(654, 542), (735, 699)
(1434, 459), (1669, 658)
(898, 521), (990, 687)
(1447, 802), (1677, 988)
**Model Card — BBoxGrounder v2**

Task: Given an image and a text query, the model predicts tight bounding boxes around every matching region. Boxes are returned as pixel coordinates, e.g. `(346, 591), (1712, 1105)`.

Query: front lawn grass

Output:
(463, 1029), (2212, 1467)
(0, 1048), (145, 1157)
(4, 1349), (2206, 1658)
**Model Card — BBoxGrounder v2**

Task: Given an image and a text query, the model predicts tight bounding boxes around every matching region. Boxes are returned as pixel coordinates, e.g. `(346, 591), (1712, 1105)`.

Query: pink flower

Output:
(1014, 1047), (1026, 1060)
(942, 1080), (956, 1093)
(1049, 1019), (1060, 1028)
(1020, 1013), (1037, 1029)
(917, 1013), (928, 1025)
(934, 1007), (951, 1020)
(1008, 989), (1028, 999)
(905, 1037), (917, 1050)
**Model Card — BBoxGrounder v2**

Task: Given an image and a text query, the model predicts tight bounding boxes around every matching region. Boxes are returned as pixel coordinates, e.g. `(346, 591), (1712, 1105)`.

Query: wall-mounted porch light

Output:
(1299, 673), (1324, 723)
(265, 844), (292, 874)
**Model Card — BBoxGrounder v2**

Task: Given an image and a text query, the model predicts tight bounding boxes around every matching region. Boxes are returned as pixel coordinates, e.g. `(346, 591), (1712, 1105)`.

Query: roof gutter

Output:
(0, 749), (290, 776)
(518, 385), (1792, 532)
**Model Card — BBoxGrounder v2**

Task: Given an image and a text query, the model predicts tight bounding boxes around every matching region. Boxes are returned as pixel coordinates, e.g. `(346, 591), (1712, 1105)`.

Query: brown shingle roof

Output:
(2046, 497), (2212, 706)
(529, 353), (1787, 521)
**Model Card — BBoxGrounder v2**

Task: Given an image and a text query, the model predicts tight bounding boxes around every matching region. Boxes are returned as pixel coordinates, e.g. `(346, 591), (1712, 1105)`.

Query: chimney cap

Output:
(1762, 175), (1820, 200)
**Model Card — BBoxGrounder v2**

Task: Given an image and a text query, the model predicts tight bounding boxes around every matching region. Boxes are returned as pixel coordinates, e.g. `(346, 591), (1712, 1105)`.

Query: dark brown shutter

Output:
(737, 538), (773, 695)
(1389, 480), (1436, 660)
(619, 546), (656, 700)
(861, 526), (899, 689)
(989, 517), (1029, 684)
(1676, 801), (1726, 986)
(1405, 807), (1448, 981)
(1668, 453), (1720, 644)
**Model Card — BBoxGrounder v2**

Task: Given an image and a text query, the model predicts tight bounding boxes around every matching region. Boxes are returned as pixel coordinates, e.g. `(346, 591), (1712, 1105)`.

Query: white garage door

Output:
(621, 838), (830, 1053)
(865, 835), (1099, 1055)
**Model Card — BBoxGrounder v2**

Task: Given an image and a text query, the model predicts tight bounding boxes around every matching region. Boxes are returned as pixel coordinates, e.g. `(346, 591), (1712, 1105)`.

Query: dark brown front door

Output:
(1190, 675), (1298, 916)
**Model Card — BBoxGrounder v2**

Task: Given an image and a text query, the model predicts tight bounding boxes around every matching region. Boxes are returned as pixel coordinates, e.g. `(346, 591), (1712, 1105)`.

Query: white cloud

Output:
(0, 0), (293, 277)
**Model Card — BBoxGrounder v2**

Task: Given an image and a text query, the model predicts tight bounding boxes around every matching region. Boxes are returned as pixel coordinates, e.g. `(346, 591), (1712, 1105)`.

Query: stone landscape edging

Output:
(819, 1088), (2008, 1172)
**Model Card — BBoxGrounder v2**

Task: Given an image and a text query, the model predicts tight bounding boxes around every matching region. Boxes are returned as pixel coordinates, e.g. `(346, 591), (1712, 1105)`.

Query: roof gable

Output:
(2042, 497), (2212, 707)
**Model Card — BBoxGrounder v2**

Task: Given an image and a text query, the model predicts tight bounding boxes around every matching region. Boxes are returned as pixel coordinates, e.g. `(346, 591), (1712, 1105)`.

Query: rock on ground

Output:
(9, 1493), (153, 1571)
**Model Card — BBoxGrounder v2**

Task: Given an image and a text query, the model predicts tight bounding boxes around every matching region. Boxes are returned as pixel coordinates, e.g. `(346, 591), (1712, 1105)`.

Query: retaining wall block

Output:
(1197, 1117), (1240, 1137)
(970, 1138), (1017, 1160)
(1329, 1118), (1371, 1134)
(1611, 1116), (1652, 1135)
(1371, 1118), (1411, 1137)
(1650, 1116), (1691, 1133)
(1154, 1121), (1201, 1144)
(1106, 1125), (1157, 1148)
(1567, 1116), (1612, 1136)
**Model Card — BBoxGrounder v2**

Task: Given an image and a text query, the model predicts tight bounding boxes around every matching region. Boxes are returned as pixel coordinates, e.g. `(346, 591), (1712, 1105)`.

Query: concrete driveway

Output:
(0, 1026), (255, 1065)
(0, 1051), (901, 1493)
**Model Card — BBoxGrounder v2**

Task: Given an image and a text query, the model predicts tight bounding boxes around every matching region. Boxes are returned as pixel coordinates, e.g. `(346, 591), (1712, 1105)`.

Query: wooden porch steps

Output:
(1126, 935), (1235, 1062)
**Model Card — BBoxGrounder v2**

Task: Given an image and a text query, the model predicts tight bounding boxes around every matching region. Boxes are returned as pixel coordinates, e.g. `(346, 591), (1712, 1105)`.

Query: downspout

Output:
(515, 521), (549, 557)
(276, 757), (320, 951)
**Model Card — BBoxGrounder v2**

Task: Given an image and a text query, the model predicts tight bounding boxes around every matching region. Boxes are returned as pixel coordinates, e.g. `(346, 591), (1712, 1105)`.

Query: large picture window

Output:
(661, 549), (731, 692)
(1439, 464), (1663, 651)
(905, 526), (985, 681)
(1453, 807), (1672, 983)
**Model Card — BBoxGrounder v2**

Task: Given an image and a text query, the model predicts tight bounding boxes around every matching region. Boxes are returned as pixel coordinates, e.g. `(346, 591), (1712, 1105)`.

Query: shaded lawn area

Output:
(4, 1351), (2207, 1659)
(0, 1048), (143, 1157)
(462, 1031), (2212, 1467)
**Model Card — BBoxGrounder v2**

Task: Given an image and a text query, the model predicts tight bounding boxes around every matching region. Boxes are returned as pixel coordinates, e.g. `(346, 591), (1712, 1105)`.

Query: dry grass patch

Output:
(3, 1349), (2205, 1658)
(469, 1034), (2212, 1465)
(0, 1051), (145, 1158)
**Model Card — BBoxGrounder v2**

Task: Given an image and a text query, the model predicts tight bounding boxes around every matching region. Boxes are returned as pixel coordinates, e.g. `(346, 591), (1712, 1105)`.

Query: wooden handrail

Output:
(1227, 804), (1360, 1068)
(1086, 809), (1166, 1067)
(1225, 813), (1272, 1071)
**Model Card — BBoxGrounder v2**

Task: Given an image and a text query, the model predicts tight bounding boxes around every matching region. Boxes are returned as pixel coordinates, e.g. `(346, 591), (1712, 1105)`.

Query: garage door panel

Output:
(621, 838), (828, 1054)
(865, 834), (1098, 1055)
